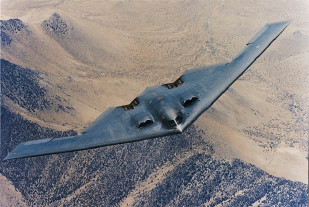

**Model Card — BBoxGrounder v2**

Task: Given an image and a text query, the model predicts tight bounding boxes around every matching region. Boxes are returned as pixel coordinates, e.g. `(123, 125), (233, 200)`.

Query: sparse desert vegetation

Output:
(1, 0), (308, 206)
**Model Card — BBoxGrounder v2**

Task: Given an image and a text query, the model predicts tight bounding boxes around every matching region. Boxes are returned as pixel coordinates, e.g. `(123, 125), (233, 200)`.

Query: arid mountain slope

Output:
(1, 0), (308, 205)
(1, 100), (307, 206)
(2, 0), (308, 183)
(0, 173), (26, 207)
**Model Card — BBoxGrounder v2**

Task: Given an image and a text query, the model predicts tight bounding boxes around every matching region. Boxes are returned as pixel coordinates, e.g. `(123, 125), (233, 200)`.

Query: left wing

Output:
(4, 104), (178, 160)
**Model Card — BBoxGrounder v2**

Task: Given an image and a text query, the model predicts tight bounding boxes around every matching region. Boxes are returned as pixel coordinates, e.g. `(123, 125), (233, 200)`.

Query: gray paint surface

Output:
(4, 20), (291, 160)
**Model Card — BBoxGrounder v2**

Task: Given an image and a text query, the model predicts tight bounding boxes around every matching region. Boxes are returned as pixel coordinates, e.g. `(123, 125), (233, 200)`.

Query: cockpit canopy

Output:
(162, 110), (183, 128)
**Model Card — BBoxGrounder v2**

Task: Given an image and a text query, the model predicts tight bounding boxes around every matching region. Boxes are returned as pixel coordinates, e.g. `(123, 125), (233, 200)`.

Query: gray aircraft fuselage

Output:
(4, 20), (292, 160)
(131, 86), (186, 131)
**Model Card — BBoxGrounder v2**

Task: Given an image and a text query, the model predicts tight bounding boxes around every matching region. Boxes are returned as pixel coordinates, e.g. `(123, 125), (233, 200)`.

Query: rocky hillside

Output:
(0, 173), (26, 207)
(1, 105), (307, 206)
(1, 59), (77, 130)
(0, 19), (30, 46)
(0, 59), (307, 206)
(1, 59), (50, 112)
(1, 0), (308, 206)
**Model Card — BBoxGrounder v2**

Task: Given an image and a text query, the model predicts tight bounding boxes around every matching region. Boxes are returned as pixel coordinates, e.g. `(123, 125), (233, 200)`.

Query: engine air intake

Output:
(183, 97), (199, 107)
(121, 98), (140, 111)
(164, 76), (183, 89)
(138, 119), (154, 129)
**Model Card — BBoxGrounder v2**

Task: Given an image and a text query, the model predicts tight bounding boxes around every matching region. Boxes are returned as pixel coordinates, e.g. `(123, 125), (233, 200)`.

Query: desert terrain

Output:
(1, 0), (308, 206)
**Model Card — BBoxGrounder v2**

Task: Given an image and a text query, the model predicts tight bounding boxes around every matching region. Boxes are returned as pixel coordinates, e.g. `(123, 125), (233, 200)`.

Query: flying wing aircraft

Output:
(4, 20), (291, 160)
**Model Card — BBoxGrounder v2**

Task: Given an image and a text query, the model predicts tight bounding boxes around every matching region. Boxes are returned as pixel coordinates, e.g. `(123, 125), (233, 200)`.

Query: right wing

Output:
(176, 20), (292, 130)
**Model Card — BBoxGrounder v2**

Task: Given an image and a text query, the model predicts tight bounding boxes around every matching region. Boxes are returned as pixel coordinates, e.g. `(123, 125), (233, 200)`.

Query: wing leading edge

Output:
(4, 20), (291, 160)
(178, 20), (292, 130)
(4, 106), (177, 160)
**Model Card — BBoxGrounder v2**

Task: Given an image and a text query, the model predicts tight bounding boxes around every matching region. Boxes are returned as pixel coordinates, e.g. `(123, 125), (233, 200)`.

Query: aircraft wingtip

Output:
(286, 19), (293, 24)
(3, 154), (12, 161)
(267, 19), (292, 27)
(3, 152), (27, 160)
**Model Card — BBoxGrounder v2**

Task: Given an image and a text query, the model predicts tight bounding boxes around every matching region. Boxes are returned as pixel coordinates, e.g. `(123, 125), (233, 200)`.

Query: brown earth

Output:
(0, 173), (26, 207)
(1, 0), (308, 188)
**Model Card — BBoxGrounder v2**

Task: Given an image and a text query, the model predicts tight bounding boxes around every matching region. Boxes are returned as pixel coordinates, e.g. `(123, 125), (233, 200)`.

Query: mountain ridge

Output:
(1, 0), (308, 205)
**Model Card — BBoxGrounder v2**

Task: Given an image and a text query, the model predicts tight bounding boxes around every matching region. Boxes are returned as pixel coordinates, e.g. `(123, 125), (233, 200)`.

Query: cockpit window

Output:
(164, 76), (183, 89)
(121, 98), (140, 111)
(167, 120), (177, 127)
(175, 115), (183, 125)
(165, 115), (183, 127)
(162, 111), (183, 128)
(183, 97), (199, 107)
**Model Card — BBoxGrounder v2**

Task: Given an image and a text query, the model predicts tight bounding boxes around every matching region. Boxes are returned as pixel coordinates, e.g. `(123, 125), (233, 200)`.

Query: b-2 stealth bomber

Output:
(4, 20), (291, 160)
